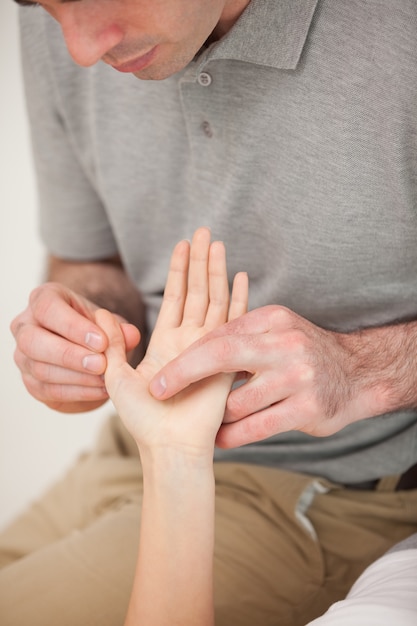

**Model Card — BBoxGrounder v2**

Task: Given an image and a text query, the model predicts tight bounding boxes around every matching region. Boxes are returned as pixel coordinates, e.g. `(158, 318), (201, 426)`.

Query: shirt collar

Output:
(206, 0), (320, 70)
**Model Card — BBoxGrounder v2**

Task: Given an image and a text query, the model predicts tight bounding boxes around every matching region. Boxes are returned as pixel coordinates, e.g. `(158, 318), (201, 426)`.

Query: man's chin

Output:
(132, 67), (182, 81)
(132, 69), (171, 81)
(132, 53), (194, 81)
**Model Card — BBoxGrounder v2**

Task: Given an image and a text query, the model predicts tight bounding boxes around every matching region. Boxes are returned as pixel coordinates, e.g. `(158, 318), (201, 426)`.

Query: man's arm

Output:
(11, 255), (144, 414)
(149, 305), (417, 447)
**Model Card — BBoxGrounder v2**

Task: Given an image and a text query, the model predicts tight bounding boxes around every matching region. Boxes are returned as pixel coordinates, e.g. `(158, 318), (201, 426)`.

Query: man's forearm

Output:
(339, 320), (417, 420)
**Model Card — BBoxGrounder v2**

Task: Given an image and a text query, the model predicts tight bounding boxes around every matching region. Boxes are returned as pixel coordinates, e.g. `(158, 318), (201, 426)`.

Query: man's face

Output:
(15, 0), (249, 80)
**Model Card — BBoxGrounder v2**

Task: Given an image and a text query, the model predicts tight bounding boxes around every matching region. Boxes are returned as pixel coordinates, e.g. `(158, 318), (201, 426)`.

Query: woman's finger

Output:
(95, 309), (128, 385)
(182, 227), (211, 326)
(154, 239), (190, 330)
(228, 272), (249, 321)
(205, 240), (229, 330)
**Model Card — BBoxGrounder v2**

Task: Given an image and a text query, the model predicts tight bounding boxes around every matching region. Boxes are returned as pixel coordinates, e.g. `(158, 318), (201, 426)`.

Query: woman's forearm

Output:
(124, 450), (216, 626)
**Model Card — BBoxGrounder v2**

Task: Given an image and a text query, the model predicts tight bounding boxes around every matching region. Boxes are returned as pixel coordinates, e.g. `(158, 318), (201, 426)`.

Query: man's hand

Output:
(149, 305), (410, 448)
(11, 282), (140, 413)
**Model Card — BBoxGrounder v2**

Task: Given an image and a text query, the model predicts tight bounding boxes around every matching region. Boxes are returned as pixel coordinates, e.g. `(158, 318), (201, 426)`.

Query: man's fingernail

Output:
(83, 354), (104, 373)
(85, 332), (103, 351)
(151, 376), (167, 398)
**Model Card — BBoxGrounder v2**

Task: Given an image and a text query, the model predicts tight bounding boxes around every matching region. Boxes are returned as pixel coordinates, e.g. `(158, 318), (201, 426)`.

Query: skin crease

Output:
(21, 0), (251, 80)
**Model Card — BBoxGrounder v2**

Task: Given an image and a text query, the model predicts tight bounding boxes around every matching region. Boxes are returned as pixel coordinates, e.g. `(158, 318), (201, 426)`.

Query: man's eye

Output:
(15, 1), (40, 7)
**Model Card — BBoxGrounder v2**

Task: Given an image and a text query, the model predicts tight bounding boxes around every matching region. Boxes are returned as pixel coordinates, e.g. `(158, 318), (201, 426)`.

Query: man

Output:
(1, 0), (416, 624)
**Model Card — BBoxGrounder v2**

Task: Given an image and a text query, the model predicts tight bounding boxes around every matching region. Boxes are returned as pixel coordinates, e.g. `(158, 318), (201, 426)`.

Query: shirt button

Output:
(198, 72), (212, 87)
(201, 121), (213, 138)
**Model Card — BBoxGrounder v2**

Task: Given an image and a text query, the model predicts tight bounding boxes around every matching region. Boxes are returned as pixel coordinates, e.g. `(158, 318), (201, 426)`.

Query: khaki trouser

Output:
(0, 414), (416, 626)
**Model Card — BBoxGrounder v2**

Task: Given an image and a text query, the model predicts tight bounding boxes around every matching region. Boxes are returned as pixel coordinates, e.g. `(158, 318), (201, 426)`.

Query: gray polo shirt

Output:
(19, 0), (417, 483)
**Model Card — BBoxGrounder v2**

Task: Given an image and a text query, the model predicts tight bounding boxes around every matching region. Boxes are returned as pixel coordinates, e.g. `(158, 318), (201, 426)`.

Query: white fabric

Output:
(306, 549), (417, 626)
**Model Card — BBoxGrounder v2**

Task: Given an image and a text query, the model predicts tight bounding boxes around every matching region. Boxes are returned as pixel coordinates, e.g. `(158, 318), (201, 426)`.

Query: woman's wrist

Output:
(138, 443), (215, 478)
(127, 440), (216, 626)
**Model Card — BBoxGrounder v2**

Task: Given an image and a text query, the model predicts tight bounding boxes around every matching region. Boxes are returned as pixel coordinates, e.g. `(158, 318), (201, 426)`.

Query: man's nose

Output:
(58, 6), (124, 67)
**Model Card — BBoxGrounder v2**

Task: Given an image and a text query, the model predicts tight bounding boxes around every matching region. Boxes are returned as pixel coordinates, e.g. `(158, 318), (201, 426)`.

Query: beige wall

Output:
(0, 3), (109, 529)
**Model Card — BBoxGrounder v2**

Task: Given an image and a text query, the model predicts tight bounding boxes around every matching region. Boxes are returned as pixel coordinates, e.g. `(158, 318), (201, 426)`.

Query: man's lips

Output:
(110, 47), (158, 73)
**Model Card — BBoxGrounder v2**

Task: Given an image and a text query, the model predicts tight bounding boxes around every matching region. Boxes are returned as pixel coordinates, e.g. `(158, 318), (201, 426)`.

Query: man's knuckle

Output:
(61, 344), (79, 368)
(298, 362), (315, 382)
(29, 283), (61, 320)
(46, 383), (67, 403)
(22, 373), (43, 399)
(28, 284), (45, 308)
(289, 328), (306, 346)
(261, 411), (279, 435)
(270, 305), (292, 325)
(211, 337), (235, 362)
(30, 361), (50, 383)
(305, 395), (321, 420)
(10, 316), (22, 337)
(249, 381), (270, 410)
(227, 390), (246, 416)
(249, 408), (283, 440)
(13, 347), (24, 369)
(16, 325), (33, 355)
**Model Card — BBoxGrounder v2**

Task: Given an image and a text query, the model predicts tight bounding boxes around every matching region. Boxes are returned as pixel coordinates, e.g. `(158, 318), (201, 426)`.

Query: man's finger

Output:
(215, 401), (297, 448)
(28, 284), (108, 352)
(149, 334), (251, 399)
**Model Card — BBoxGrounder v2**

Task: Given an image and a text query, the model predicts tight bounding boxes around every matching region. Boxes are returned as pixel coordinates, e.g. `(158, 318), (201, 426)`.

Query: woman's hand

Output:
(96, 227), (248, 459)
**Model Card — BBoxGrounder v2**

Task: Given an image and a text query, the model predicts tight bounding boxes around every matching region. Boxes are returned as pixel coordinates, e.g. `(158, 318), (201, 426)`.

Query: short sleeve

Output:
(19, 9), (118, 260)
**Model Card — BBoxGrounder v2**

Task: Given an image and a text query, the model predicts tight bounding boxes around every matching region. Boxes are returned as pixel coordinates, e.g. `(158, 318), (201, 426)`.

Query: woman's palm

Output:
(96, 229), (248, 456)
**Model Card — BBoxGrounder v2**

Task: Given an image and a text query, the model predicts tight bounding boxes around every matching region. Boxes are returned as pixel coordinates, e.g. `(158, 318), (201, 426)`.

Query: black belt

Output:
(396, 461), (417, 491)
(345, 462), (417, 491)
